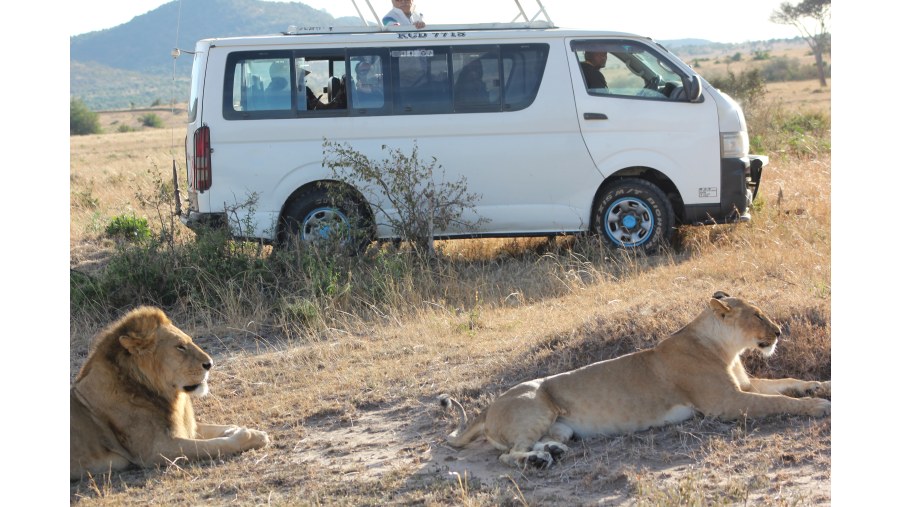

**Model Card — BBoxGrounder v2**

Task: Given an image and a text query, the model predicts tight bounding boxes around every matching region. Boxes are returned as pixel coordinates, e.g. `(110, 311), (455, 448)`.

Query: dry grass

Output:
(70, 86), (831, 504)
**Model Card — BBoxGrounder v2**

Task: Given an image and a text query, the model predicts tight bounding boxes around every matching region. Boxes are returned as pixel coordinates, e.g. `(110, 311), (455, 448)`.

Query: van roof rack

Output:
(281, 21), (555, 36)
(281, 0), (555, 34)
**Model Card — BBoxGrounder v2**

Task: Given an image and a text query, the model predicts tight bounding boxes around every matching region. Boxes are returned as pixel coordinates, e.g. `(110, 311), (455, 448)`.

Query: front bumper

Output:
(684, 154), (769, 225)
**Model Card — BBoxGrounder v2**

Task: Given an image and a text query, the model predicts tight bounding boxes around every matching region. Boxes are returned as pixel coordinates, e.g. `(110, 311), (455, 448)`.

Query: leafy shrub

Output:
(322, 139), (488, 256)
(139, 113), (164, 128)
(105, 214), (151, 242)
(70, 97), (101, 135)
(708, 68), (767, 113)
(117, 124), (138, 133)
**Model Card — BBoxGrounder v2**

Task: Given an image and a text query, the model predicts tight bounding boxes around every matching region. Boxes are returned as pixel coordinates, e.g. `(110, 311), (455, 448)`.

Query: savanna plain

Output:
(70, 47), (832, 505)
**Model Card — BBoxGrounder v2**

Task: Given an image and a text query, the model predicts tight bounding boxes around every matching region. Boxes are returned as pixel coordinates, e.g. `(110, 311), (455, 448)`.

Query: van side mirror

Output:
(687, 74), (702, 102)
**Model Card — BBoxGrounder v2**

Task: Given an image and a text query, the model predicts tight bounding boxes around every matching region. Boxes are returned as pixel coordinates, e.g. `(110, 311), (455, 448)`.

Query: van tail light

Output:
(193, 126), (212, 191)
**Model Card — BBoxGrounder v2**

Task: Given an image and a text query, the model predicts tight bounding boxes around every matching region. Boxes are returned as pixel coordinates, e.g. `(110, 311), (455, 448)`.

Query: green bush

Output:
(105, 214), (151, 242)
(70, 97), (101, 135)
(139, 113), (164, 128)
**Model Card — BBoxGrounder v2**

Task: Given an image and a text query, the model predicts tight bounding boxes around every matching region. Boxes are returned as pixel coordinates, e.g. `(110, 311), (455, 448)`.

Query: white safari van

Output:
(179, 19), (767, 251)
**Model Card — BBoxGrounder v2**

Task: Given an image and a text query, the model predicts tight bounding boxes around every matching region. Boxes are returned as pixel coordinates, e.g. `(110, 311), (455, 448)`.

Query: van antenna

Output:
(169, 0), (188, 216)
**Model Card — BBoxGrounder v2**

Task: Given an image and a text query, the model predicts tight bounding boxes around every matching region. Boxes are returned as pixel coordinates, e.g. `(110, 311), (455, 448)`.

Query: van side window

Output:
(453, 48), (501, 112)
(225, 54), (294, 115)
(349, 55), (386, 111)
(296, 55), (347, 112)
(571, 40), (691, 102)
(501, 44), (549, 111)
(392, 48), (452, 114)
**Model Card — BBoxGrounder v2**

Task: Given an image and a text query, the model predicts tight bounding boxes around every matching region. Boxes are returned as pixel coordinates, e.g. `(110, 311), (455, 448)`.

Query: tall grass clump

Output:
(71, 191), (665, 340)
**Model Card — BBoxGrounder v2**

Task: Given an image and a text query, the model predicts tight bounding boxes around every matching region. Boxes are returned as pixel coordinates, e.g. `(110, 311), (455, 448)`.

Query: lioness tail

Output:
(438, 394), (486, 447)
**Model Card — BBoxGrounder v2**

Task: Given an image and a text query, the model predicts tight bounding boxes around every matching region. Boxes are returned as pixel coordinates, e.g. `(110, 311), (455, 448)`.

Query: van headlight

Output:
(721, 131), (749, 158)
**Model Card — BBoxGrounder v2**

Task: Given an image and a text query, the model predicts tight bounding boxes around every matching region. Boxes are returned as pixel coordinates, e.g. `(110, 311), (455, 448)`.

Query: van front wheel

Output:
(279, 186), (372, 252)
(593, 179), (674, 251)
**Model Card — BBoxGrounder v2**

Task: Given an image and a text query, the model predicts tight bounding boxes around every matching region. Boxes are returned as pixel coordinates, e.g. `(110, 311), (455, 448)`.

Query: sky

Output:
(66, 0), (805, 43)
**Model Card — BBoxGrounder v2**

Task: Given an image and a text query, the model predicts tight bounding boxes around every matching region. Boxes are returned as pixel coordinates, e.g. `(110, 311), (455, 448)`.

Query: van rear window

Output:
(222, 44), (548, 120)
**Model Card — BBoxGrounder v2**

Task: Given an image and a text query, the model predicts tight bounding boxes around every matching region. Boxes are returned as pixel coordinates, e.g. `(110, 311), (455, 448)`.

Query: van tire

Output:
(593, 178), (674, 251)
(279, 186), (372, 252)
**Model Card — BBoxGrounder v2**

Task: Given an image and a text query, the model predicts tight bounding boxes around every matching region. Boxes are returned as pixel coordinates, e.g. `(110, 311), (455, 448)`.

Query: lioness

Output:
(439, 292), (830, 468)
(71, 307), (269, 480)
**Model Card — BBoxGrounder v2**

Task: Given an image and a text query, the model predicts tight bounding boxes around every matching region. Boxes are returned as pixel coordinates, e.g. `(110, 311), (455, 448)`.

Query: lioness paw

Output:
(525, 451), (553, 469)
(807, 398), (831, 417)
(245, 428), (270, 449)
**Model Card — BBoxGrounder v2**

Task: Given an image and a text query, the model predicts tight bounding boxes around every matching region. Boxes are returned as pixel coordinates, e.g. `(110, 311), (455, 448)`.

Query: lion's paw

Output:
(813, 380), (831, 397)
(220, 425), (243, 437)
(229, 427), (270, 450)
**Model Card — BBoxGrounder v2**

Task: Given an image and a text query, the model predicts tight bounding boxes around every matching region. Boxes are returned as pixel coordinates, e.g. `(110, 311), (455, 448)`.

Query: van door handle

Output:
(584, 113), (608, 120)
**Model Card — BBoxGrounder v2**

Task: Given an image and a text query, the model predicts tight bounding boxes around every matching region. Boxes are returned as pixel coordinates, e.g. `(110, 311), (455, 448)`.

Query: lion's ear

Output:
(119, 332), (156, 354)
(117, 307), (167, 354)
(712, 291), (730, 300)
(709, 297), (731, 316)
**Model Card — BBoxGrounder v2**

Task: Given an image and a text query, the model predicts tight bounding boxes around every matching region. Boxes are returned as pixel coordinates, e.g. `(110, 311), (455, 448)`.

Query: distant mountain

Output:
(70, 0), (364, 110)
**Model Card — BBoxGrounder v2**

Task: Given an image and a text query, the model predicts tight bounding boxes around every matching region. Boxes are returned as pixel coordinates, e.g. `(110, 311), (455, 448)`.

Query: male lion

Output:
(439, 291), (830, 468)
(70, 306), (269, 480)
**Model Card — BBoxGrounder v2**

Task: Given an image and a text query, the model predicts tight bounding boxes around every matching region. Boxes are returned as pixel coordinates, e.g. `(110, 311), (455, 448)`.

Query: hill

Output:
(70, 0), (363, 110)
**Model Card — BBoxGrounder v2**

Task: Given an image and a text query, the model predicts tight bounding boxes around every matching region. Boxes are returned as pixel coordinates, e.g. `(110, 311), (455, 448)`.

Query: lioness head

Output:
(114, 307), (214, 397)
(709, 291), (781, 356)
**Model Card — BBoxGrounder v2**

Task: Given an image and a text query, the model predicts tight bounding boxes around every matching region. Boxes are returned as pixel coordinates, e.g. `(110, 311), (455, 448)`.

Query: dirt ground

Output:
(292, 399), (830, 505)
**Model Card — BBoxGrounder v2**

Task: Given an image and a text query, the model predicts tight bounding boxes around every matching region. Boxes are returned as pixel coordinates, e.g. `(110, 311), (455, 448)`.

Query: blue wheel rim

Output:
(301, 207), (350, 241)
(603, 196), (654, 247)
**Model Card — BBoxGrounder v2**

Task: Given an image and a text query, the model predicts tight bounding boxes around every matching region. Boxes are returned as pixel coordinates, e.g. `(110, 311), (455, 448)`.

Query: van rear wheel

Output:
(279, 186), (372, 252)
(593, 178), (674, 252)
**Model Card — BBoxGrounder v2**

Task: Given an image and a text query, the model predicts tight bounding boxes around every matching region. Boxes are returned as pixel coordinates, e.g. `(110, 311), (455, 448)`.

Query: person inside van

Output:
(353, 61), (384, 108)
(265, 60), (291, 109)
(580, 51), (609, 90)
(383, 0), (425, 28)
(454, 59), (489, 106)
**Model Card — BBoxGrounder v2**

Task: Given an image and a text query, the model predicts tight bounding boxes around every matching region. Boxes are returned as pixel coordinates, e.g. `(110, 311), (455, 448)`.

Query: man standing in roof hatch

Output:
(383, 0), (426, 28)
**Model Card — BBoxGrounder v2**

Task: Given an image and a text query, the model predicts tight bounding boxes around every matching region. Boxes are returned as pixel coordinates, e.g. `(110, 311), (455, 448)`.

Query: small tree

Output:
(771, 0), (831, 87)
(322, 140), (488, 256)
(70, 97), (101, 135)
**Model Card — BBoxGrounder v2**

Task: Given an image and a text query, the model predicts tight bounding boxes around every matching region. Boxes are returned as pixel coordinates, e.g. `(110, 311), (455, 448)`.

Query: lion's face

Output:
(152, 324), (214, 396)
(118, 318), (214, 398)
(710, 292), (782, 357)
